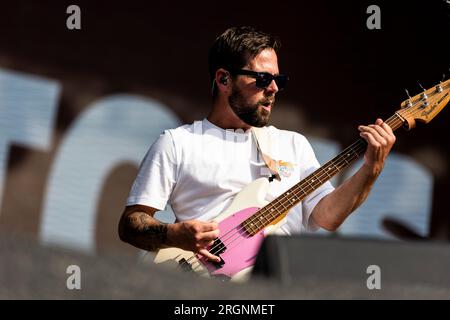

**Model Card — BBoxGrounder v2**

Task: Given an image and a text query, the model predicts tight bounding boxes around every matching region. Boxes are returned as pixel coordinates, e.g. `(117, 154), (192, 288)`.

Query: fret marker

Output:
(347, 154), (350, 157)
(328, 167), (332, 170)
(271, 208), (274, 212)
(311, 179), (315, 182)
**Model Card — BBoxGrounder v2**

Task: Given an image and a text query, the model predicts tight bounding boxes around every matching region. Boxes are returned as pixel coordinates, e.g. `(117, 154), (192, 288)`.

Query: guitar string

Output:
(204, 105), (426, 250)
(182, 137), (375, 273)
(177, 98), (429, 272)
(180, 116), (402, 273)
(180, 114), (405, 272)
(190, 117), (404, 260)
(188, 140), (371, 273)
(186, 140), (372, 274)
(187, 110), (411, 273)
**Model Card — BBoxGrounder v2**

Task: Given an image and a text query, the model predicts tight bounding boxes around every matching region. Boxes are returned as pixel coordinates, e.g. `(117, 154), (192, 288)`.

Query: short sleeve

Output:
(126, 130), (177, 210)
(297, 135), (335, 232)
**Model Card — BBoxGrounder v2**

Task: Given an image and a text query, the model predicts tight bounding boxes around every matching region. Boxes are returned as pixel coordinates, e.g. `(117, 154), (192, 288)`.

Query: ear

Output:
(214, 68), (231, 93)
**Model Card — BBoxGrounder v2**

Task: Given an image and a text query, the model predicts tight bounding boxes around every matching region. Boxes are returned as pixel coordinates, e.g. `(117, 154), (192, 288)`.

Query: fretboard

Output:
(242, 112), (406, 235)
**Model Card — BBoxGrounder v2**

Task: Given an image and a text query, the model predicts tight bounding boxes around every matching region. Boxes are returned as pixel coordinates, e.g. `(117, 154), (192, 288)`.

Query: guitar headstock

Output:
(398, 79), (450, 129)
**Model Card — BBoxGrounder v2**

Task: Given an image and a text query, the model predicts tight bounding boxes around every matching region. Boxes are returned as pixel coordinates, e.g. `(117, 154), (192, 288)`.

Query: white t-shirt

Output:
(126, 118), (335, 234)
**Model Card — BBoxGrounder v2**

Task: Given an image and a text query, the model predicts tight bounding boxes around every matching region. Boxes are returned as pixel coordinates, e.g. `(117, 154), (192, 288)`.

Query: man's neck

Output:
(207, 101), (252, 131)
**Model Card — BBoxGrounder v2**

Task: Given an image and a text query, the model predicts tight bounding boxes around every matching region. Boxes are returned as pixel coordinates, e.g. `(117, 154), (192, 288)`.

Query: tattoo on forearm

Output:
(123, 212), (168, 251)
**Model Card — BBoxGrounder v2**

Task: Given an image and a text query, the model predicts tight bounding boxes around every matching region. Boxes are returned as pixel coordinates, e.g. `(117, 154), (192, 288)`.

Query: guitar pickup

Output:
(211, 257), (225, 268)
(209, 238), (226, 268)
(211, 238), (227, 255)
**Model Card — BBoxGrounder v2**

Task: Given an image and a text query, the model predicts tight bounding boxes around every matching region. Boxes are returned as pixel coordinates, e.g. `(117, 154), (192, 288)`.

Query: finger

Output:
(368, 124), (391, 142)
(197, 239), (216, 248)
(199, 221), (219, 232)
(371, 119), (395, 140)
(197, 229), (220, 242)
(198, 248), (221, 263)
(359, 126), (386, 146)
(375, 118), (383, 126)
(360, 131), (380, 148)
(380, 122), (395, 141)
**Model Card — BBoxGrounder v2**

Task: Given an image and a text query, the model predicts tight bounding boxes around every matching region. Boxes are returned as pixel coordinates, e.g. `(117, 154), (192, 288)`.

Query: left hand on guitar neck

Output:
(358, 118), (396, 178)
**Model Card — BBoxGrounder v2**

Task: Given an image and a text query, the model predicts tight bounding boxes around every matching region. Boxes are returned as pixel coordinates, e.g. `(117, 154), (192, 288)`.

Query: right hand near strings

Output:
(167, 220), (221, 262)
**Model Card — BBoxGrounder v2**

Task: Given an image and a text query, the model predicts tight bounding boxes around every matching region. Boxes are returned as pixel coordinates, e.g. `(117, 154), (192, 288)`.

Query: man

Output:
(118, 26), (395, 263)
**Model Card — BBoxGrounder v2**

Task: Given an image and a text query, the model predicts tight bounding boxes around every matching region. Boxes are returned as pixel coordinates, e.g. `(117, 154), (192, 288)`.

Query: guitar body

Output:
(154, 177), (287, 281)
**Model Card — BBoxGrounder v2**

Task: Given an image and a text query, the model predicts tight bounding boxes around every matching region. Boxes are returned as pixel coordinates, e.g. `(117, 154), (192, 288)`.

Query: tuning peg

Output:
(418, 82), (428, 99)
(405, 88), (411, 98)
(404, 89), (413, 107)
(437, 75), (444, 92)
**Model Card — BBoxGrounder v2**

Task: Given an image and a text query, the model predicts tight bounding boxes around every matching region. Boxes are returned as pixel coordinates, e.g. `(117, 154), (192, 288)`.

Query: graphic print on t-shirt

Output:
(275, 160), (296, 178)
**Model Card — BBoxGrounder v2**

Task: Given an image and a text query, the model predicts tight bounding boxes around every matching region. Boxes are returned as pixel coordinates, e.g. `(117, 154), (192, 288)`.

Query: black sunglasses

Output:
(229, 69), (289, 91)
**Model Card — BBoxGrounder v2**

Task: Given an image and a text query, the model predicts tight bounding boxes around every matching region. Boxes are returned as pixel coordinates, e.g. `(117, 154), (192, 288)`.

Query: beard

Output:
(228, 85), (274, 127)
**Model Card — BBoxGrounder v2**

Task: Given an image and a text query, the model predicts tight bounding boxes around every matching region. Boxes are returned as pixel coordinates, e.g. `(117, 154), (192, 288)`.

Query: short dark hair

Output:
(208, 26), (281, 97)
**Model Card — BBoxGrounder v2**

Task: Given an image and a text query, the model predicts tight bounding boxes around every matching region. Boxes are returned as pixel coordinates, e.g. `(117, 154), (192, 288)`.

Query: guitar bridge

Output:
(178, 258), (193, 272)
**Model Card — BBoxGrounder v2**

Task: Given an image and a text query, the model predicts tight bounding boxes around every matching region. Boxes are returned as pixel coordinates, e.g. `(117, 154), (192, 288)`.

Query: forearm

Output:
(118, 206), (221, 261)
(311, 163), (380, 231)
(119, 210), (169, 251)
(312, 118), (395, 231)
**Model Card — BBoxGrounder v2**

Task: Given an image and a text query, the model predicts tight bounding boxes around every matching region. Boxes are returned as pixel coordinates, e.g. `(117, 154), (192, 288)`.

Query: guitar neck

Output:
(242, 112), (406, 235)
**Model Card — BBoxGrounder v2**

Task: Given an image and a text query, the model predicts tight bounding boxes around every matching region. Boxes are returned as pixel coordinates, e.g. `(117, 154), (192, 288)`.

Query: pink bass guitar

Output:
(153, 80), (449, 281)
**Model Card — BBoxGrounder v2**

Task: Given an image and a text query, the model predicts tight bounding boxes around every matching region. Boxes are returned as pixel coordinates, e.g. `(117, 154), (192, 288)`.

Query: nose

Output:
(265, 79), (279, 95)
